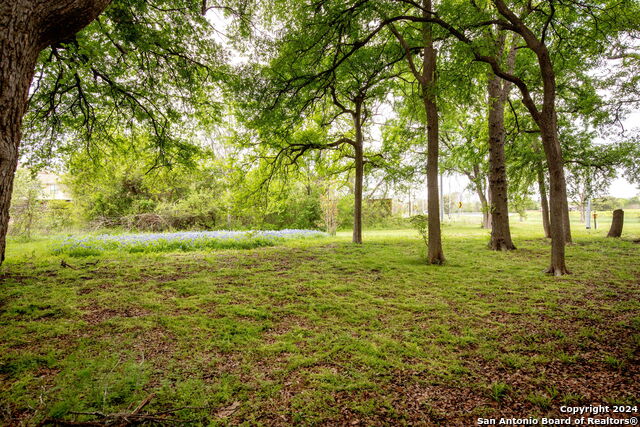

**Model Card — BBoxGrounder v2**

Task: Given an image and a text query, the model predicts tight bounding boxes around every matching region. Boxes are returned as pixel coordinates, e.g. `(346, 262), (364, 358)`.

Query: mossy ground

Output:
(1, 211), (639, 425)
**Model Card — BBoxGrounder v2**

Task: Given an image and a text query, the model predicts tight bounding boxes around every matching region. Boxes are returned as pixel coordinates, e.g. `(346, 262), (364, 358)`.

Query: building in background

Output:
(37, 171), (72, 201)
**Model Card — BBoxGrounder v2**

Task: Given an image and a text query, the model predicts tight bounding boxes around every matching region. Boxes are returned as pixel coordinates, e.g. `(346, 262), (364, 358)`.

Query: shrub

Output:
(409, 214), (429, 249)
(9, 169), (44, 239)
(41, 200), (75, 232)
(155, 190), (223, 230)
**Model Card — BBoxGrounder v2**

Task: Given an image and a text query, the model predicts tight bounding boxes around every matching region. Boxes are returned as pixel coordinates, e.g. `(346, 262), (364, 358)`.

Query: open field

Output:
(1, 215), (639, 425)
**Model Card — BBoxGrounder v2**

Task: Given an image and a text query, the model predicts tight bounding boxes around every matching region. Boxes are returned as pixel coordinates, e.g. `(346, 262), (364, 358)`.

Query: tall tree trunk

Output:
(537, 164), (551, 238)
(492, 0), (570, 274)
(1, 7), (39, 264)
(390, 0), (443, 263)
(352, 99), (364, 244)
(540, 112), (570, 275)
(0, 0), (112, 265)
(422, 0), (444, 264)
(486, 32), (515, 251)
(538, 53), (570, 275)
(487, 72), (515, 250)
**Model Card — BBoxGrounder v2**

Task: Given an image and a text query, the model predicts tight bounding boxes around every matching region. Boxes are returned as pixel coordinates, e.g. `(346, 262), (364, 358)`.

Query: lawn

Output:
(1, 213), (639, 425)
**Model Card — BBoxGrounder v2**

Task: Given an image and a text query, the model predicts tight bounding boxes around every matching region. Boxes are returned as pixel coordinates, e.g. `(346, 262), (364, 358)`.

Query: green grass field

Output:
(1, 212), (639, 425)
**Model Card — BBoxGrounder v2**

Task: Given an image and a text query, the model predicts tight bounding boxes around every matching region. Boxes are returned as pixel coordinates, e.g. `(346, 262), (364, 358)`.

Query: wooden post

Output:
(607, 209), (624, 238)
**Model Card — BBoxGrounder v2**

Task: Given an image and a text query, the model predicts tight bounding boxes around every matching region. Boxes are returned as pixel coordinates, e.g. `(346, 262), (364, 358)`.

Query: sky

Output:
(608, 111), (640, 198)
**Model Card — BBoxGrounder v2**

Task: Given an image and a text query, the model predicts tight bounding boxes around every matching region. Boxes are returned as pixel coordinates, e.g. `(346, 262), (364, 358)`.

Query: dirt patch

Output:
(131, 327), (176, 362)
(81, 305), (151, 324)
(0, 272), (29, 285)
(262, 314), (313, 344)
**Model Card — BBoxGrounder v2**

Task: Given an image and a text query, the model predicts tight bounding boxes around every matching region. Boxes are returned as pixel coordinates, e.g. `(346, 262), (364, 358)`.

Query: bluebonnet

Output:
(54, 229), (327, 255)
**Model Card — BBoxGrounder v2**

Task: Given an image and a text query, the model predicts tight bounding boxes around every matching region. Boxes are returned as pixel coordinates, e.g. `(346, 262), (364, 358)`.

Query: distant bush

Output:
(9, 169), (44, 239)
(593, 196), (626, 211)
(337, 196), (409, 230)
(41, 200), (75, 231)
(155, 190), (223, 230)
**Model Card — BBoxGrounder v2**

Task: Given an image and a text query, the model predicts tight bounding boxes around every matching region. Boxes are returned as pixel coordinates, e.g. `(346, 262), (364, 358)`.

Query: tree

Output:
(323, 46), (399, 243)
(1, 0), (238, 265)
(565, 138), (639, 223)
(441, 111), (492, 229)
(486, 30), (516, 250)
(1, 0), (112, 264)
(235, 7), (400, 244)
(424, 0), (574, 273)
(415, 0), (639, 273)
(386, 0), (445, 264)
(255, 0), (637, 272)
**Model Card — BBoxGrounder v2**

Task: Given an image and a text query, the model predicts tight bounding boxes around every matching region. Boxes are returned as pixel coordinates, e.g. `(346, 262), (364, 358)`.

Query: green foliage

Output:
(409, 214), (429, 250)
(261, 183), (323, 230)
(593, 196), (627, 211)
(319, 186), (339, 236)
(156, 190), (225, 230)
(41, 200), (75, 231)
(488, 382), (511, 402)
(22, 0), (229, 167)
(9, 169), (44, 239)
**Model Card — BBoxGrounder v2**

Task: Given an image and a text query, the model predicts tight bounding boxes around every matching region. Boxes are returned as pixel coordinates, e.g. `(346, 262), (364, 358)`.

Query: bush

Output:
(155, 190), (224, 230)
(41, 200), (75, 232)
(409, 214), (429, 252)
(9, 169), (44, 238)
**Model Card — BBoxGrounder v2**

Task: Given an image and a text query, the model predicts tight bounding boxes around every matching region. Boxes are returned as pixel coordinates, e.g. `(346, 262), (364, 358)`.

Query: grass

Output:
(52, 229), (327, 257)
(1, 212), (639, 425)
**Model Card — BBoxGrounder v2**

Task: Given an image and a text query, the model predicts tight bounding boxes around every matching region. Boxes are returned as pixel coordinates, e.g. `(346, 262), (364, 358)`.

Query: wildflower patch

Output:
(53, 229), (327, 256)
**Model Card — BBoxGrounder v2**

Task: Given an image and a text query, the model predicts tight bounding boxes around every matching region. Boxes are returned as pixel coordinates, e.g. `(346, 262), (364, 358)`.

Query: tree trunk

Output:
(467, 168), (490, 229)
(422, 0), (444, 264)
(540, 113), (570, 275)
(537, 51), (570, 275)
(491, 0), (570, 274)
(487, 72), (515, 250)
(478, 189), (491, 229)
(352, 100), (364, 244)
(1, 9), (38, 264)
(607, 209), (624, 238)
(537, 165), (551, 238)
(562, 195), (572, 243)
(391, 0), (443, 263)
(0, 0), (112, 265)
(486, 32), (515, 251)
(482, 210), (491, 229)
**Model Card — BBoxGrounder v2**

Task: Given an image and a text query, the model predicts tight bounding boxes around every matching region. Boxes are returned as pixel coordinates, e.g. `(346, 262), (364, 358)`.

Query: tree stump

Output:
(607, 209), (624, 238)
